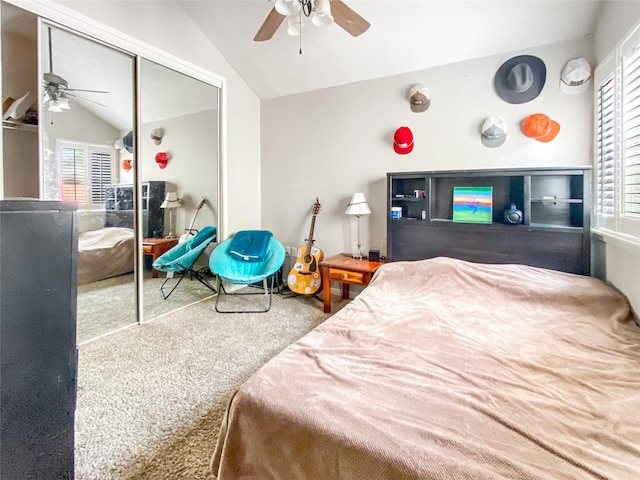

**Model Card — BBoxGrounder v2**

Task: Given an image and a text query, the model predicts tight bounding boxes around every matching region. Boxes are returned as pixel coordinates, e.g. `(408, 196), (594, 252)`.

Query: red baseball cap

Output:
(394, 126), (414, 154)
(155, 152), (169, 169)
(521, 113), (560, 142)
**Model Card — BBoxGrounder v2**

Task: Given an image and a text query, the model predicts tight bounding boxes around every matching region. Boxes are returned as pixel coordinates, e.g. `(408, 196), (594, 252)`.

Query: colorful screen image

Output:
(452, 186), (493, 224)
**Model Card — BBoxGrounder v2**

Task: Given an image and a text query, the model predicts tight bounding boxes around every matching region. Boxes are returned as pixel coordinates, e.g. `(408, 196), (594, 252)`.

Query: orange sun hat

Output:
(521, 113), (560, 142)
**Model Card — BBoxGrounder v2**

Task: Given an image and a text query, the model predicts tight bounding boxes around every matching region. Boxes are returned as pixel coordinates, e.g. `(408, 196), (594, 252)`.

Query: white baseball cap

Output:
(560, 57), (591, 94)
(481, 116), (507, 148)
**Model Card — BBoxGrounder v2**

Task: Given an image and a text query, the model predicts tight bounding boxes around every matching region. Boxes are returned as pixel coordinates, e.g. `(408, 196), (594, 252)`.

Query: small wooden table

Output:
(142, 237), (179, 278)
(320, 254), (385, 313)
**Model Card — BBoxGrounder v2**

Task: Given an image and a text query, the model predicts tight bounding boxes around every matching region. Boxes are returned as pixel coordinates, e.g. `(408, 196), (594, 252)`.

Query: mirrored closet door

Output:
(138, 58), (219, 321)
(1, 2), (221, 342)
(38, 21), (137, 343)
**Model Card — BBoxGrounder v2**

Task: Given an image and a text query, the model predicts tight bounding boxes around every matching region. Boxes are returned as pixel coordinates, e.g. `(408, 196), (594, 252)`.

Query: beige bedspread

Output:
(211, 257), (640, 479)
(77, 227), (134, 285)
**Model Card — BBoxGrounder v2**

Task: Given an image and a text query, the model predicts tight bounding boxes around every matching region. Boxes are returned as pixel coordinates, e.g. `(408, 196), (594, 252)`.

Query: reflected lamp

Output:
(160, 192), (181, 238)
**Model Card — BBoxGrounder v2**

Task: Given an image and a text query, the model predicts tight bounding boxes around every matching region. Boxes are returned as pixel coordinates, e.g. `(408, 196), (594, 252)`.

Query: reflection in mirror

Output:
(1, 2), (39, 198)
(139, 59), (219, 322)
(39, 22), (137, 343)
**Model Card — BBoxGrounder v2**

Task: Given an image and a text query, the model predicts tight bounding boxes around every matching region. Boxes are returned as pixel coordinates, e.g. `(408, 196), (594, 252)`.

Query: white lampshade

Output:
(286, 15), (304, 36)
(275, 0), (301, 16)
(345, 193), (371, 216)
(160, 192), (181, 209)
(312, 0), (334, 27)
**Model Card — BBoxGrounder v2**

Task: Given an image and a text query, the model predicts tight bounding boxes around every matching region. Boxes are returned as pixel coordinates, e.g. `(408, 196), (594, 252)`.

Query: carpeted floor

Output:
(75, 288), (348, 479)
(76, 269), (216, 343)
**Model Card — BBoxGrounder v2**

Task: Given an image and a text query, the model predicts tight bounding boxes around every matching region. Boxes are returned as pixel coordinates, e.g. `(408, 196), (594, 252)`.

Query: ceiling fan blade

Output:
(64, 88), (110, 94)
(254, 6), (285, 41)
(65, 92), (108, 108)
(331, 0), (370, 37)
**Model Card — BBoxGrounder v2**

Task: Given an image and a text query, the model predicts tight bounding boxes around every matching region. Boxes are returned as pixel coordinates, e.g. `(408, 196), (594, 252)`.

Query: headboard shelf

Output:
(387, 166), (591, 275)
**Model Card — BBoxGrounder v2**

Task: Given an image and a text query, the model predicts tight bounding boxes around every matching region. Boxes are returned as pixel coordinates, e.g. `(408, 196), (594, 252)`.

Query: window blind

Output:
(623, 43), (640, 217)
(61, 147), (87, 204)
(90, 151), (112, 204)
(594, 21), (640, 239)
(597, 74), (616, 217)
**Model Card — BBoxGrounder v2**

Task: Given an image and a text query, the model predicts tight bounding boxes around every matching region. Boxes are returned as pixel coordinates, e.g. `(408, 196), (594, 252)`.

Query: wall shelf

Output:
(2, 120), (38, 132)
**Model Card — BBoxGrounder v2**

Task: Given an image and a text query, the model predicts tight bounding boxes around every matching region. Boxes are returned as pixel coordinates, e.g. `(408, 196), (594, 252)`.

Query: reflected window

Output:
(58, 141), (113, 207)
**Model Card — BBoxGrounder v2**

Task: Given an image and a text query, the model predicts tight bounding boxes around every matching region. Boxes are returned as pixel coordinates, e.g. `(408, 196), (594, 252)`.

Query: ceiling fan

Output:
(254, 0), (370, 42)
(43, 26), (109, 112)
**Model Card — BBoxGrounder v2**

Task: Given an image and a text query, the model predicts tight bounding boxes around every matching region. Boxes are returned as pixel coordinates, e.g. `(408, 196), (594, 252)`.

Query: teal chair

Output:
(208, 230), (285, 313)
(152, 226), (217, 299)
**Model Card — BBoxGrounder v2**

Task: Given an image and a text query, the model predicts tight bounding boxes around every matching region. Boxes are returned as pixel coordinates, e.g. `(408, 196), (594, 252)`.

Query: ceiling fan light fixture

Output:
(312, 0), (333, 27)
(57, 94), (71, 110)
(286, 15), (304, 37)
(275, 0), (301, 16)
(48, 101), (62, 113)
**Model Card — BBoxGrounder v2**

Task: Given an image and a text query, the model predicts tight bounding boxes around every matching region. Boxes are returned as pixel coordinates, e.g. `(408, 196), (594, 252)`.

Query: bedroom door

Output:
(138, 58), (220, 322)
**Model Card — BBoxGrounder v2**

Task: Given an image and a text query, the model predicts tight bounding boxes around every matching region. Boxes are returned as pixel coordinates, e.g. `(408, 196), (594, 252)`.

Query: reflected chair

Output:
(152, 226), (217, 299)
(209, 230), (285, 313)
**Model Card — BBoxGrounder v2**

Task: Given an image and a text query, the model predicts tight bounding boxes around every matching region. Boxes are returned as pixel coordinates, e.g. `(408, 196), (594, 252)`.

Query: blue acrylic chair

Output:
(152, 226), (217, 299)
(208, 230), (285, 313)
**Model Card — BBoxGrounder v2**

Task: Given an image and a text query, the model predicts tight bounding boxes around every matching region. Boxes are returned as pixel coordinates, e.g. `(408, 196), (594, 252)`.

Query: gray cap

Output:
(481, 116), (507, 148)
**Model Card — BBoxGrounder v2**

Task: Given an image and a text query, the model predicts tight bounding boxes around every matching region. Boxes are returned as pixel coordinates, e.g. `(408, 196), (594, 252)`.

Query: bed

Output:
(77, 227), (135, 285)
(211, 256), (640, 479)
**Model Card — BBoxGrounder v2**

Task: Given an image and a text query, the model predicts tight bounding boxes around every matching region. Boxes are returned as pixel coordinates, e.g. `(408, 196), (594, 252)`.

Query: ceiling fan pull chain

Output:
(299, 8), (303, 54)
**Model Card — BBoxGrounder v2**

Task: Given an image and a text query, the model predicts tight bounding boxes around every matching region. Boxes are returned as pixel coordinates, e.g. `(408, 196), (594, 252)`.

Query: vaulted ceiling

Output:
(2, 0), (604, 129)
(177, 0), (604, 100)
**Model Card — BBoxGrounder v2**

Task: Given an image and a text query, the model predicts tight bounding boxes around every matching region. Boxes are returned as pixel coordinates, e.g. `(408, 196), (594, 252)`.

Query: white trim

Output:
(591, 227), (640, 252)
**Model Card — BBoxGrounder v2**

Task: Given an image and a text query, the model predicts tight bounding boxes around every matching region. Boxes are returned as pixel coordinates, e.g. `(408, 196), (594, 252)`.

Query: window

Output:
(594, 21), (640, 239)
(58, 141), (113, 208)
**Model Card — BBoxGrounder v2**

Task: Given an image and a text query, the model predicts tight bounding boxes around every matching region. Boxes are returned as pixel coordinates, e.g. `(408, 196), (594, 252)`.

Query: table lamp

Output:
(160, 192), (181, 238)
(345, 192), (371, 260)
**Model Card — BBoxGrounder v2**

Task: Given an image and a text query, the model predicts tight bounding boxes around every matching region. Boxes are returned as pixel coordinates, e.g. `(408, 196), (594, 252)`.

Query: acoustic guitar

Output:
(178, 196), (207, 244)
(287, 198), (324, 295)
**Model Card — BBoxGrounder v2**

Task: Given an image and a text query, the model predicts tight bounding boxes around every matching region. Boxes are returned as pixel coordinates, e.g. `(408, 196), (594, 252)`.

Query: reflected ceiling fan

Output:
(254, 0), (370, 42)
(43, 26), (109, 112)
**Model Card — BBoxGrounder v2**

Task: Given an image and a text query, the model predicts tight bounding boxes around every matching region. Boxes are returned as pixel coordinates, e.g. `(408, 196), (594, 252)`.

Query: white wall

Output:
(593, 0), (640, 63)
(262, 37), (595, 260)
(1, 9), (38, 198)
(137, 110), (219, 236)
(593, 1), (640, 317)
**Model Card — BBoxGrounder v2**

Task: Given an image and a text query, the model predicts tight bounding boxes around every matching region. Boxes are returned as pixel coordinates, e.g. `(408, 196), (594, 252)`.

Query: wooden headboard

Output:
(386, 166), (592, 275)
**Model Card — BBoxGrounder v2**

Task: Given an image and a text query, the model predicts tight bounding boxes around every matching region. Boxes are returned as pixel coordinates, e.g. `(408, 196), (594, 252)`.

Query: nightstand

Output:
(142, 237), (179, 278)
(319, 253), (385, 313)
